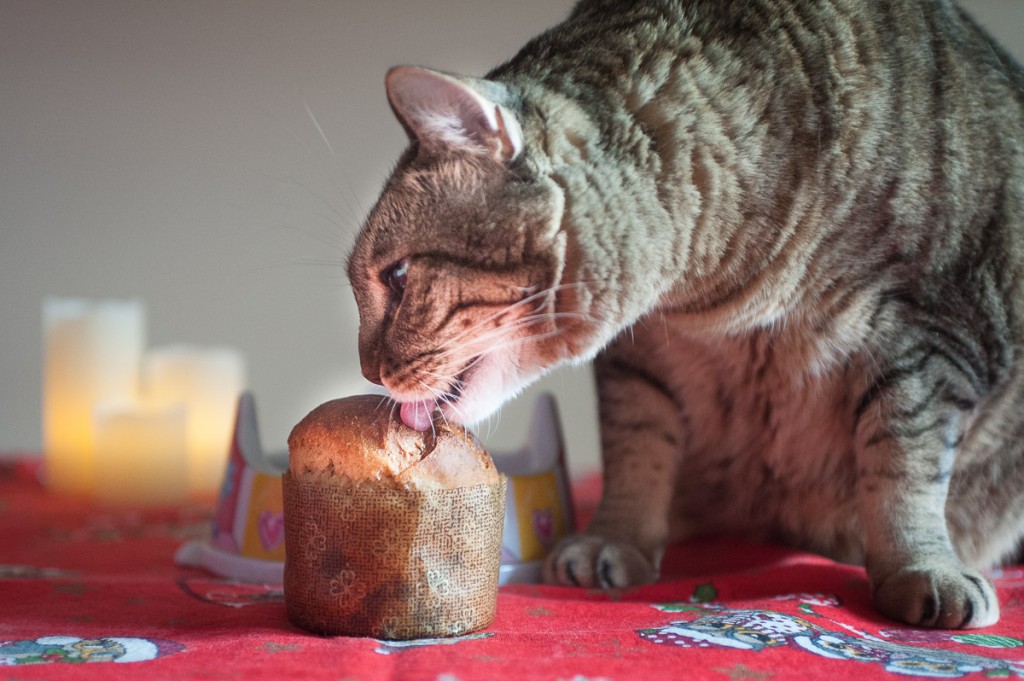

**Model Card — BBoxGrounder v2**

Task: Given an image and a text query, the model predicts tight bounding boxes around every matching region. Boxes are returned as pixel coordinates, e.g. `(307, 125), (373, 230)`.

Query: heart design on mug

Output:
(257, 510), (285, 552)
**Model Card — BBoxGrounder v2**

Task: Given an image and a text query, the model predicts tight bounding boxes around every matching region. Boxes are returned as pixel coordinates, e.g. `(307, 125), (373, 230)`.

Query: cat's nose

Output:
(357, 331), (385, 384)
(360, 356), (383, 385)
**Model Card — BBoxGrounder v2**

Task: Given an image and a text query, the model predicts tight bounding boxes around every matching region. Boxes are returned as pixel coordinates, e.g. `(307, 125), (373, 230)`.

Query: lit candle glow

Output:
(42, 298), (145, 496)
(143, 345), (246, 497)
(41, 297), (246, 505)
(93, 401), (189, 506)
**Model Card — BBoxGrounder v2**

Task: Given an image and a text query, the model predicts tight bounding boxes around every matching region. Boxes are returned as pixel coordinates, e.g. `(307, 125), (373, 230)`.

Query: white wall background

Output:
(2, 1), (1022, 477)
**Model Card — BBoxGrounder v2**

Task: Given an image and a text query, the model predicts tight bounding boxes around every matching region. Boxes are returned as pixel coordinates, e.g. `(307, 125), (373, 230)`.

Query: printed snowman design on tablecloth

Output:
(638, 597), (1024, 678)
(0, 636), (182, 665)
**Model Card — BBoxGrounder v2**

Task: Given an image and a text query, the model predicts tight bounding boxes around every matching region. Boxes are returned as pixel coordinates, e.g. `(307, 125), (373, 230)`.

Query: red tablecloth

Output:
(3, 457), (1024, 680)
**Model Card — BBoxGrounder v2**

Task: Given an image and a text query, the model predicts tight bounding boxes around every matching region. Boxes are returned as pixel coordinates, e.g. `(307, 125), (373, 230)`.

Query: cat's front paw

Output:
(542, 534), (659, 589)
(871, 563), (999, 629)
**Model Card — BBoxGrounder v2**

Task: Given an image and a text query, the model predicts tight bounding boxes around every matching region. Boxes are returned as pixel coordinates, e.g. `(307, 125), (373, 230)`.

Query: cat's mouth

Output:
(448, 358), (477, 403)
(398, 357), (478, 431)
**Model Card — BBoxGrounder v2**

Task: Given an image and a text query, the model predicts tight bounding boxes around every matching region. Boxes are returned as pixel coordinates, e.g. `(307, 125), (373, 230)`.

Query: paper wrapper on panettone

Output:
(282, 396), (506, 639)
(283, 473), (505, 638)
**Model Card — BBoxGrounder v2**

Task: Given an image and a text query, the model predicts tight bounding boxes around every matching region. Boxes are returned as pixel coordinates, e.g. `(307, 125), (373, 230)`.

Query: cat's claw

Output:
(871, 563), (999, 629)
(542, 534), (658, 589)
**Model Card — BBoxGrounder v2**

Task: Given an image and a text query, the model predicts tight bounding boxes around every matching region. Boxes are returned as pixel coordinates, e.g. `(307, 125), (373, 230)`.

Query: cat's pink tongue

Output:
(400, 400), (436, 432)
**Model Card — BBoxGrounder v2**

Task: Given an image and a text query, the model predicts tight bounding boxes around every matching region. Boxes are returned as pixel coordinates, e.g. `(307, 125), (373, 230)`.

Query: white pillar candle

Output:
(142, 345), (246, 497)
(42, 298), (145, 495)
(93, 402), (188, 506)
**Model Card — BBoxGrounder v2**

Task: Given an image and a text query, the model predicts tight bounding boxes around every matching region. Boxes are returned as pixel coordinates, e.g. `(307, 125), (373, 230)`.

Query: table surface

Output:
(3, 457), (1024, 681)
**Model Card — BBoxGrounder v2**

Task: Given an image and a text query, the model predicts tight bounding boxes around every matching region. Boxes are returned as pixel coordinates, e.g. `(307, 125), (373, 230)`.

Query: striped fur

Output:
(347, 0), (1024, 628)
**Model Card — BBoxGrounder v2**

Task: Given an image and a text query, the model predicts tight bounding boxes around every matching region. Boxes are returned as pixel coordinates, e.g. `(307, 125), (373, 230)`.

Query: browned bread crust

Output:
(287, 395), (499, 489)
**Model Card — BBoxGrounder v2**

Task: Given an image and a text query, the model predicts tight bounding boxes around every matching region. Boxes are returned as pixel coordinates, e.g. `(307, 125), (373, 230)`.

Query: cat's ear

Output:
(385, 66), (523, 162)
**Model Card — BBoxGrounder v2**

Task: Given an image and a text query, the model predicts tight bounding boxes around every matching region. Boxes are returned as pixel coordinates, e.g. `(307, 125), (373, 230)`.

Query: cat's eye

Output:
(381, 259), (409, 295)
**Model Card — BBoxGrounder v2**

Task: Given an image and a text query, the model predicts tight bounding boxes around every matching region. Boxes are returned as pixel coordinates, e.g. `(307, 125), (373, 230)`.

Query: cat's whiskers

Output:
(438, 287), (563, 347)
(304, 100), (336, 159)
(380, 394), (401, 425)
(444, 281), (593, 342)
(410, 378), (444, 438)
(432, 311), (590, 368)
(438, 284), (598, 361)
(415, 330), (567, 411)
(417, 377), (468, 427)
(260, 101), (368, 250)
(404, 296), (596, 406)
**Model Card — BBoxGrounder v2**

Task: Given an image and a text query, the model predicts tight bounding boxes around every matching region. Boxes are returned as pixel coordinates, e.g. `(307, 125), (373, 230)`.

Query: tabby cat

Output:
(346, 0), (1024, 628)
